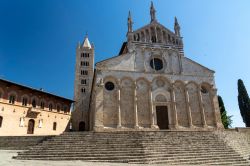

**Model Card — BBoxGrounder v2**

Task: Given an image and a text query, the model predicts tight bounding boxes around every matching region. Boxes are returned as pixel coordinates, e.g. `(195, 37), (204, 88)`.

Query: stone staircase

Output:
(15, 131), (250, 165)
(0, 136), (53, 150)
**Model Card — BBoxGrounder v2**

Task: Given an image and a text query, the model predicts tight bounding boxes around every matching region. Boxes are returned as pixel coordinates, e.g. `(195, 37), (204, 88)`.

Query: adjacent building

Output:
(0, 79), (73, 136)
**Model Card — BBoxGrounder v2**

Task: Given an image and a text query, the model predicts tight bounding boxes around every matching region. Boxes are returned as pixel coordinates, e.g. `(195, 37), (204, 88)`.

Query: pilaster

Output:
(117, 82), (122, 128)
(149, 88), (158, 129)
(170, 87), (178, 129)
(184, 89), (193, 128)
(154, 26), (158, 42)
(198, 85), (207, 128)
(134, 81), (139, 129)
(93, 82), (104, 131)
(210, 88), (223, 129)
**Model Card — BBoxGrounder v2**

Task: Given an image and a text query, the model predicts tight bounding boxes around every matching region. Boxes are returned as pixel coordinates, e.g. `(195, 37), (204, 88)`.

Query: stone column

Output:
(154, 26), (158, 42)
(159, 29), (163, 43)
(184, 88), (193, 128)
(170, 88), (178, 129)
(93, 81), (104, 131)
(117, 83), (122, 128)
(169, 53), (173, 74)
(198, 85), (207, 128)
(162, 30), (166, 44)
(178, 55), (183, 74)
(134, 82), (139, 129)
(149, 29), (152, 43)
(149, 88), (158, 129)
(144, 30), (147, 42)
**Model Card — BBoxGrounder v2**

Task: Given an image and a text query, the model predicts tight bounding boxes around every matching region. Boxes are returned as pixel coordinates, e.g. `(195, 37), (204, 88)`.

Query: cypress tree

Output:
(218, 95), (232, 129)
(237, 79), (250, 127)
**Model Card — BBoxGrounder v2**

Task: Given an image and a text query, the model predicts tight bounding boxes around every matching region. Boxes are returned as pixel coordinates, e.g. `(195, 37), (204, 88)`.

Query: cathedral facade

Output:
(72, 2), (223, 131)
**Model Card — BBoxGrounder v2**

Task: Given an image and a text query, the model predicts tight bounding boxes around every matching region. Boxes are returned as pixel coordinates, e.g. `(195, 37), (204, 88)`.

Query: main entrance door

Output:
(156, 106), (169, 129)
(27, 119), (35, 134)
(79, 121), (85, 131)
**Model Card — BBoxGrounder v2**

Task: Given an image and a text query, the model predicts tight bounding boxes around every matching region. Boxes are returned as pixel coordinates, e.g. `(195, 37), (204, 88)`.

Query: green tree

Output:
(218, 95), (232, 128)
(237, 79), (250, 127)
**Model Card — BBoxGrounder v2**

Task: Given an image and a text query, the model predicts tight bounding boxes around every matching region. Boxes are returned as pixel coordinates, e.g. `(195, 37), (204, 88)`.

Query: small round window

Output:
(150, 58), (163, 71)
(105, 82), (115, 91)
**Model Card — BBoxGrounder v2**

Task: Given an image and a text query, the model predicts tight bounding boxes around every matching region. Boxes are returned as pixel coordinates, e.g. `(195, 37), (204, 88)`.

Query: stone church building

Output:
(72, 2), (223, 131)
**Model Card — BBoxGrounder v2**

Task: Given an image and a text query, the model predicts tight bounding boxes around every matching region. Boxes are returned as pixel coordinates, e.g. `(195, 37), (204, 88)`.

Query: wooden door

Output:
(156, 106), (169, 129)
(27, 119), (35, 134)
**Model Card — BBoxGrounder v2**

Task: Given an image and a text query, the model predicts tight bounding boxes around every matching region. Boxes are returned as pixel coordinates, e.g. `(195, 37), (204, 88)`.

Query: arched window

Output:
(49, 104), (53, 111)
(151, 36), (156, 43)
(81, 88), (86, 93)
(0, 116), (3, 128)
(9, 95), (16, 104)
(136, 33), (140, 41)
(168, 34), (171, 43)
(32, 99), (36, 108)
(19, 117), (24, 127)
(81, 79), (87, 85)
(63, 106), (68, 113)
(22, 97), (28, 106)
(53, 122), (57, 130)
(56, 105), (61, 112)
(201, 86), (208, 94)
(40, 101), (45, 109)
(38, 119), (43, 128)
(80, 70), (88, 75)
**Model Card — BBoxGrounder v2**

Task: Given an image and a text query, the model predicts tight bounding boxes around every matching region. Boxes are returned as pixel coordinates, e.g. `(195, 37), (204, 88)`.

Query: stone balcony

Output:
(26, 107), (41, 118)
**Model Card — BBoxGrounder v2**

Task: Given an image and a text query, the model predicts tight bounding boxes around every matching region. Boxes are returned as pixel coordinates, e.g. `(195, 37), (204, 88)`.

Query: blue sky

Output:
(0, 0), (250, 127)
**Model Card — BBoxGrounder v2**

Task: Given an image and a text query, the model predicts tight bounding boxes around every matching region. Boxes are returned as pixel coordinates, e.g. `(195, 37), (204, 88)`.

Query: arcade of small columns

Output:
(94, 76), (220, 130)
(131, 26), (182, 46)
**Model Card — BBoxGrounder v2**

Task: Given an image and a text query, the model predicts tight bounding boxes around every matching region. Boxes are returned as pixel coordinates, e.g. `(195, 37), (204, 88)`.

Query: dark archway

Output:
(27, 119), (35, 134)
(53, 122), (57, 131)
(156, 106), (169, 129)
(0, 116), (3, 128)
(79, 121), (85, 131)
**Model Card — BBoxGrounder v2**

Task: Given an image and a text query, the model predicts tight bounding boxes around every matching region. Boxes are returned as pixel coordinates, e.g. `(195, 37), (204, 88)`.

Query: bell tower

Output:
(72, 35), (94, 131)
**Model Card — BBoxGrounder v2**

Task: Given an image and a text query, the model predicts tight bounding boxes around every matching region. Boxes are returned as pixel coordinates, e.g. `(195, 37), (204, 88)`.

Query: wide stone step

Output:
(15, 155), (248, 165)
(53, 137), (220, 140)
(209, 161), (250, 166)
(23, 150), (238, 157)
(30, 144), (231, 150)
(44, 140), (224, 144)
(130, 155), (249, 164)
(29, 146), (235, 152)
(40, 142), (226, 147)
(58, 136), (219, 139)
(17, 152), (243, 160)
(148, 157), (249, 165)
